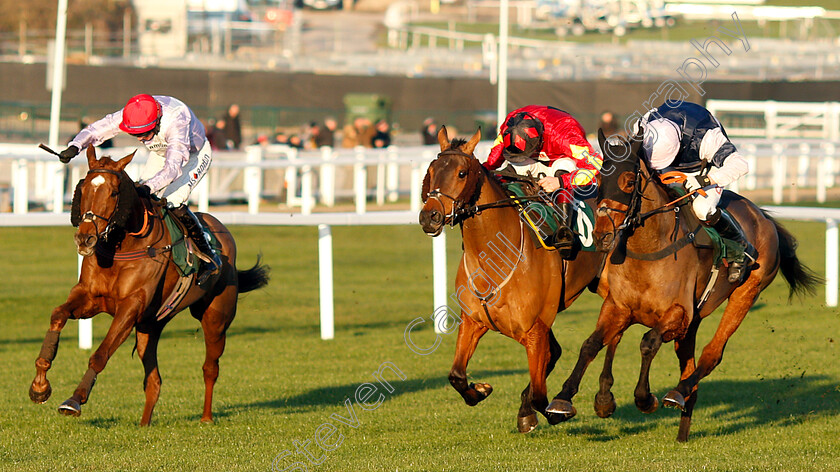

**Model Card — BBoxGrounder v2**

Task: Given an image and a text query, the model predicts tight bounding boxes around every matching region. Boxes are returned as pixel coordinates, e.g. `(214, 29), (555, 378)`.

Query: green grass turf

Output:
(0, 222), (838, 471)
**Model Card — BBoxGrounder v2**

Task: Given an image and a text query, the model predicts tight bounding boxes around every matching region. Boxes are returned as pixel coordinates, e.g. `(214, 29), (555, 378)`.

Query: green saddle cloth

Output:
(664, 185), (742, 268)
(503, 182), (596, 252)
(160, 208), (220, 277)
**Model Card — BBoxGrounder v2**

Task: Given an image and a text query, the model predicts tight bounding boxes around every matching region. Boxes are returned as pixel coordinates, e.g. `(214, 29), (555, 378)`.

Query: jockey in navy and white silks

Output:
(636, 101), (755, 282)
(58, 94), (221, 284)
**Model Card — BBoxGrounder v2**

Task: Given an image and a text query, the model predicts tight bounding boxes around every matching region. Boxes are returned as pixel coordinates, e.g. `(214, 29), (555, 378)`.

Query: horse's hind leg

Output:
(135, 324), (165, 426)
(192, 287), (238, 424)
(30, 286), (95, 404)
(666, 279), (760, 410)
(448, 314), (490, 407)
(593, 333), (623, 418)
(672, 320), (700, 442)
(517, 320), (562, 433)
(633, 328), (663, 414)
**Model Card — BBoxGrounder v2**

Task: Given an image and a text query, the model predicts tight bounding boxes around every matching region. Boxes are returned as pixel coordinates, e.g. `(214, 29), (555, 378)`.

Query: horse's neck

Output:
(460, 179), (522, 259)
(631, 177), (680, 247)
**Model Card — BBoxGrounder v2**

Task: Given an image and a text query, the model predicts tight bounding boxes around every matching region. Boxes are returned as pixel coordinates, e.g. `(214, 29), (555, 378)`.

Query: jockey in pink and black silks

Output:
(636, 100), (756, 282)
(58, 94), (221, 285)
(484, 105), (603, 258)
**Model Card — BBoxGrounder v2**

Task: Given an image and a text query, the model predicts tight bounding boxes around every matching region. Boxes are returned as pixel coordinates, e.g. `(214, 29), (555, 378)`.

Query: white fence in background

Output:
(1, 205), (838, 351)
(2, 138), (840, 214)
(707, 100), (840, 141)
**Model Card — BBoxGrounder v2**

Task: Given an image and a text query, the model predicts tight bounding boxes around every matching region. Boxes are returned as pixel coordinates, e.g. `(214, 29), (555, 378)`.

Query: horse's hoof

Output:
(545, 411), (567, 425)
(29, 382), (52, 404)
(472, 382), (493, 398)
(517, 413), (538, 433)
(545, 399), (577, 420)
(635, 394), (659, 414)
(594, 392), (616, 418)
(663, 391), (686, 411)
(58, 399), (81, 417)
(200, 417), (215, 425)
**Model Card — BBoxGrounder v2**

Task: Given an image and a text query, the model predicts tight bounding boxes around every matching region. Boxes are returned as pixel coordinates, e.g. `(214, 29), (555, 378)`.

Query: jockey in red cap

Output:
(58, 94), (221, 285)
(485, 105), (602, 257)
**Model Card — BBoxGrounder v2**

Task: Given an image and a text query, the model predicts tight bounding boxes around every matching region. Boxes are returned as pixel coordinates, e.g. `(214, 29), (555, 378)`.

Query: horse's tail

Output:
(238, 254), (271, 293)
(764, 211), (822, 299)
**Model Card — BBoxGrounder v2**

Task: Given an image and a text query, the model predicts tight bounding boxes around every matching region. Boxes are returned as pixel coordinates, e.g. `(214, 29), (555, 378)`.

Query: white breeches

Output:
(140, 140), (212, 207)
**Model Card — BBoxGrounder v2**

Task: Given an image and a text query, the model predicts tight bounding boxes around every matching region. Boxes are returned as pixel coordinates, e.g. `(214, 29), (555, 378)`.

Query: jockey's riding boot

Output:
(171, 205), (221, 285)
(710, 209), (757, 283)
(553, 202), (575, 259)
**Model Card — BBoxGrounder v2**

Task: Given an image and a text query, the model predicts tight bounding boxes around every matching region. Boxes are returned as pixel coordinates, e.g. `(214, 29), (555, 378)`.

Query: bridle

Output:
(79, 168), (124, 243)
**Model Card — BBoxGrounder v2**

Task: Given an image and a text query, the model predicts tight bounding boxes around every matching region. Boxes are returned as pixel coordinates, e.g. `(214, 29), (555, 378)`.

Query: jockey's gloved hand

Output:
(135, 184), (153, 200)
(685, 174), (712, 193)
(58, 145), (79, 164)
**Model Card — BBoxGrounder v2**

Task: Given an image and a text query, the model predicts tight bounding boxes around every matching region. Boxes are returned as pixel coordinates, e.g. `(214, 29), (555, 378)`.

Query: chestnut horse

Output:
(419, 127), (603, 433)
(29, 145), (270, 425)
(546, 130), (819, 441)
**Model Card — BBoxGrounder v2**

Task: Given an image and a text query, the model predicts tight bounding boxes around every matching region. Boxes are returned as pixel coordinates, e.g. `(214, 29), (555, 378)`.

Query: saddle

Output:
(656, 175), (743, 268)
(492, 168), (596, 255)
(154, 206), (220, 321)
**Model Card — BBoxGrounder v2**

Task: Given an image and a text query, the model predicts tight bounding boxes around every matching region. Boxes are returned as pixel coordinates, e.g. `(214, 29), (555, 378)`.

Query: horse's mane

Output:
(70, 168), (139, 232)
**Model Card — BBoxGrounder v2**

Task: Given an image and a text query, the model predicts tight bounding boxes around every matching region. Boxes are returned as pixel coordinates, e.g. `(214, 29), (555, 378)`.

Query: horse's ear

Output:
(597, 128), (607, 156)
(463, 128), (481, 155)
(115, 150), (136, 171)
(85, 144), (98, 168)
(437, 125), (450, 152)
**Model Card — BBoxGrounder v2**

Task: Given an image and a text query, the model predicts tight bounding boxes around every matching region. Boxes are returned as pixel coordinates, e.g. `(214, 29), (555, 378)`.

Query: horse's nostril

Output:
(430, 211), (443, 224)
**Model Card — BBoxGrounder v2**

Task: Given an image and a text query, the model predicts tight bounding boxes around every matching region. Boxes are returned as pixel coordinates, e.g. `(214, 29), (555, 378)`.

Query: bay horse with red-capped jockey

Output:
(419, 127), (604, 433)
(546, 130), (820, 441)
(29, 145), (270, 425)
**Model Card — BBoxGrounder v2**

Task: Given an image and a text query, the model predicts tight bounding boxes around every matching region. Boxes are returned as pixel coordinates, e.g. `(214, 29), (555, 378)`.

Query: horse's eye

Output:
(458, 170), (468, 178)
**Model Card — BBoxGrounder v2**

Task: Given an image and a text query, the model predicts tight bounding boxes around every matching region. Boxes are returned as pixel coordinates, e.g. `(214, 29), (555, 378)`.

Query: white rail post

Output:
(744, 144), (757, 190)
(824, 142), (837, 189)
(51, 163), (64, 213)
(386, 146), (399, 202)
(318, 224), (335, 340)
(301, 165), (313, 215)
(12, 158), (28, 214)
(354, 146), (367, 214)
(285, 148), (300, 207)
(245, 146), (262, 215)
(827, 219), (838, 307)
(78, 254), (92, 349)
(410, 162), (422, 213)
(432, 230), (447, 334)
(797, 142), (810, 188)
(375, 152), (386, 206)
(319, 146), (335, 207)
(771, 143), (786, 204)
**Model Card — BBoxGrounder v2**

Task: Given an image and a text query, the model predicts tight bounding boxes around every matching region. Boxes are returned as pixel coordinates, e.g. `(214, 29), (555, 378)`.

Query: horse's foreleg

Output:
(448, 314), (490, 407)
(135, 325), (164, 426)
(516, 320), (560, 433)
(547, 298), (627, 420)
(633, 328), (663, 414)
(30, 286), (94, 404)
(58, 308), (138, 417)
(593, 333), (622, 418)
(194, 286), (238, 424)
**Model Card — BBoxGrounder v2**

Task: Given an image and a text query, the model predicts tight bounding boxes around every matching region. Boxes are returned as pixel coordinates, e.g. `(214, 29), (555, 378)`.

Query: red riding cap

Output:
(119, 94), (161, 134)
(502, 112), (544, 163)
